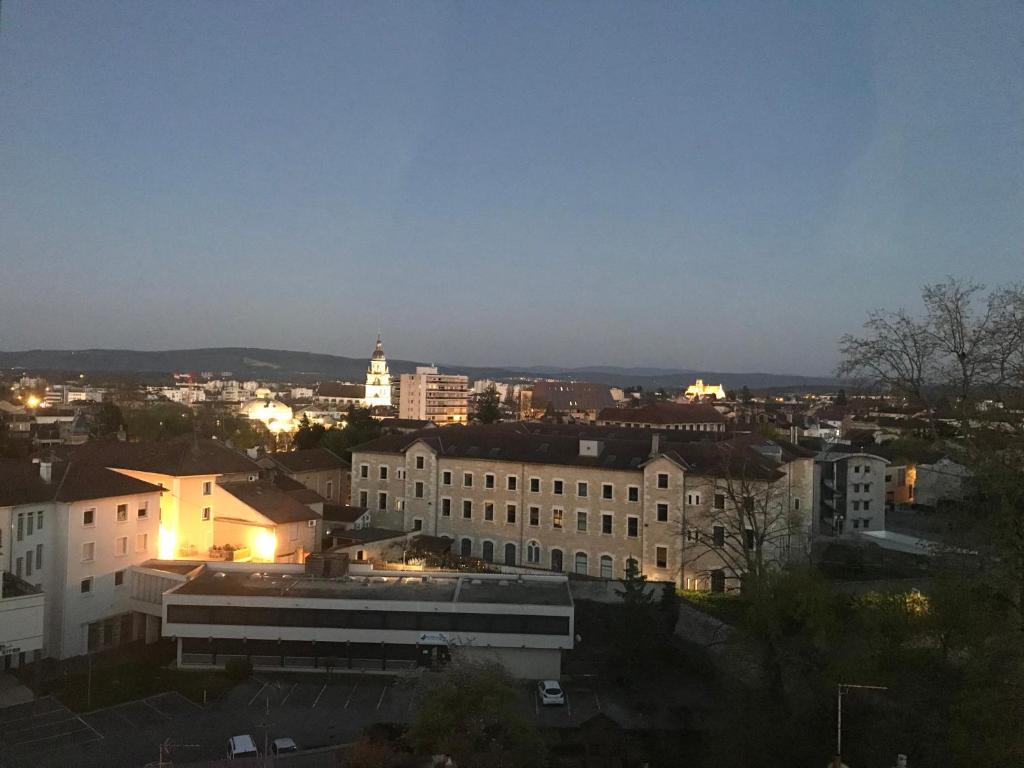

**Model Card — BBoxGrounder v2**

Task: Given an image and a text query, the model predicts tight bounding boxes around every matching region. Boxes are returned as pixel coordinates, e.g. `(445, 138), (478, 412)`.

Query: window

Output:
(744, 529), (755, 550)
(507, 475), (518, 491)
(600, 555), (613, 579)
(854, 465), (861, 474)
(853, 501), (861, 511)
(577, 511), (588, 532)
(136, 533), (148, 553)
(529, 506), (539, 526)
(379, 466), (388, 480)
(463, 500), (473, 519)
(601, 513), (613, 534)
(82, 542), (95, 562)
(116, 503), (128, 522)
(484, 502), (494, 521)
(504, 543), (516, 566)
(378, 492), (388, 510)
(577, 481), (588, 498)
(712, 525), (725, 546)
(201, 507), (211, 521)
(115, 536), (128, 556)
(853, 483), (861, 492)
(552, 508), (563, 529)
(25, 555), (31, 577)
(36, 509), (43, 531)
(863, 518), (870, 529)
(203, 480), (213, 495)
(463, 472), (473, 488)
(656, 502), (668, 522)
(713, 494), (725, 510)
(414, 482), (424, 499)
(551, 548), (563, 572)
(482, 541), (494, 561)
(574, 552), (588, 575)
(359, 490), (368, 507)
(628, 486), (639, 502)
(27, 513), (33, 536)
(359, 464), (369, 479)
(16, 514), (23, 541)
(460, 538), (472, 557)
(863, 500), (871, 511)
(416, 455), (425, 469)
(485, 473), (495, 489)
(80, 577), (92, 594)
(325, 480), (334, 499)
(114, 570), (125, 587)
(442, 470), (452, 486)
(602, 483), (613, 500)
(527, 541), (540, 564)
(441, 498), (452, 517)
(657, 473), (669, 489)
(864, 483), (871, 492)
(656, 546), (668, 568)
(529, 477), (540, 493)
(711, 569), (725, 593)
(864, 465), (872, 474)
(413, 518), (423, 531)
(15, 557), (23, 577)
(83, 508), (95, 526)
(137, 503), (148, 519)
(794, 498), (800, 511)
(35, 544), (43, 570)
(506, 504), (517, 524)
(553, 480), (564, 496)
(627, 517), (639, 538)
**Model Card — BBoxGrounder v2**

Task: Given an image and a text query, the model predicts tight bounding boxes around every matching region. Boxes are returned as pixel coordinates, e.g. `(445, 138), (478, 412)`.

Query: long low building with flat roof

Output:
(156, 560), (574, 679)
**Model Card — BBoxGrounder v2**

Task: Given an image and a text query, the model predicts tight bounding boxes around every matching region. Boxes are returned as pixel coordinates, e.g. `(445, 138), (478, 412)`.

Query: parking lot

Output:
(0, 672), (657, 768)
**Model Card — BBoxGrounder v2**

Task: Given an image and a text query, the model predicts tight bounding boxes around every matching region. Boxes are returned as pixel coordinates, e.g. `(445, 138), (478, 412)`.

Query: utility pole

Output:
(835, 682), (888, 765)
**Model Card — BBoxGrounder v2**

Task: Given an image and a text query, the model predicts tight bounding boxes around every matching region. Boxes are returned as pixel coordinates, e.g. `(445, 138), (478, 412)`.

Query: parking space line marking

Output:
(375, 685), (388, 711)
(312, 684), (327, 708)
(7, 716), (79, 735)
(142, 699), (171, 720)
(5, 727), (100, 749)
(248, 683), (267, 707)
(344, 680), (359, 709)
(77, 716), (105, 740)
(114, 708), (137, 728)
(281, 683), (297, 705)
(0, 706), (68, 725)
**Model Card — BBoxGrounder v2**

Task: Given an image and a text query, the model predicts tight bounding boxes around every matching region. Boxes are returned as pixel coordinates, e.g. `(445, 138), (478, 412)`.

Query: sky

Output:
(1, 1), (1021, 376)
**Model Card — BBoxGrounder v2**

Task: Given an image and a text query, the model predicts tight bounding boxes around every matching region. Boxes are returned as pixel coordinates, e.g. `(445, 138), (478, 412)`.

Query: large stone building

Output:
(398, 367), (469, 425)
(351, 424), (814, 591)
(597, 401), (727, 434)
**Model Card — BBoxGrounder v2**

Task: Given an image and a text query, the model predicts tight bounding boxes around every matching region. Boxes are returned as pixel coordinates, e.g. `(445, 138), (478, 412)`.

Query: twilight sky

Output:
(1, 1), (1021, 375)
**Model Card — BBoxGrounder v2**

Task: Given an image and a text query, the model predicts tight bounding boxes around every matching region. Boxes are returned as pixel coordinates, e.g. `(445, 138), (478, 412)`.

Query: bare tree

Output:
(683, 444), (801, 592)
(837, 308), (940, 436)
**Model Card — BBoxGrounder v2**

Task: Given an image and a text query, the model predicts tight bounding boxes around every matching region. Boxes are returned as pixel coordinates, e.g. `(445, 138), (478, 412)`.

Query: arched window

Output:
(550, 549), (563, 572)
(504, 543), (517, 566)
(625, 557), (639, 577)
(482, 540), (494, 562)
(574, 552), (588, 575)
(460, 537), (472, 557)
(599, 555), (613, 579)
(527, 541), (540, 564)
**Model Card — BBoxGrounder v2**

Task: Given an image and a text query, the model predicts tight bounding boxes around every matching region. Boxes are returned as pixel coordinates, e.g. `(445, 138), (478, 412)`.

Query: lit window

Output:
(552, 509), (563, 529)
(116, 504), (128, 522)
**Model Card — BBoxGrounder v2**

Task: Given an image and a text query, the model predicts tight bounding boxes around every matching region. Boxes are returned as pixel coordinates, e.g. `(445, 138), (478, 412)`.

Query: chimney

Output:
(39, 460), (52, 484)
(650, 433), (661, 456)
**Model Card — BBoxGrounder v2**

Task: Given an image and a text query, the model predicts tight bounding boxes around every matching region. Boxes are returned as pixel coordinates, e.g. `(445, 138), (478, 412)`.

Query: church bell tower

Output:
(364, 334), (392, 408)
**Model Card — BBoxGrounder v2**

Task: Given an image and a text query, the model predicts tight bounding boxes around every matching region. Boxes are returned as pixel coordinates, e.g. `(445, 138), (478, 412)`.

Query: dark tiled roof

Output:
(68, 437), (259, 476)
(329, 527), (406, 545)
(267, 447), (348, 472)
(353, 424), (784, 480)
(597, 401), (726, 425)
(219, 481), (319, 524)
(0, 459), (163, 506)
(316, 382), (366, 399)
(323, 504), (369, 524)
(531, 381), (615, 412)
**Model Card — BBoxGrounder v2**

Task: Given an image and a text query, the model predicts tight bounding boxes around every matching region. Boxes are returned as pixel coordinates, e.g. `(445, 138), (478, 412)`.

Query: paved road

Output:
(0, 671), (665, 768)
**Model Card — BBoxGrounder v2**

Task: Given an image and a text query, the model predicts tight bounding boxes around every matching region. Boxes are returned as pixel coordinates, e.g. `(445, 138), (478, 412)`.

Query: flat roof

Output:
(169, 567), (572, 607)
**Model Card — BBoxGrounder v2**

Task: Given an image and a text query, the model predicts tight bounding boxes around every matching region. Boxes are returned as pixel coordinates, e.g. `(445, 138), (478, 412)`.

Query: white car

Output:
(272, 737), (298, 755)
(227, 734), (258, 759)
(537, 680), (566, 706)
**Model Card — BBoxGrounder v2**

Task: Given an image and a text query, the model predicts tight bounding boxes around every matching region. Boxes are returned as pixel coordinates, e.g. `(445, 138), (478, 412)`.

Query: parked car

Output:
(272, 737), (299, 755)
(227, 735), (259, 759)
(537, 680), (565, 705)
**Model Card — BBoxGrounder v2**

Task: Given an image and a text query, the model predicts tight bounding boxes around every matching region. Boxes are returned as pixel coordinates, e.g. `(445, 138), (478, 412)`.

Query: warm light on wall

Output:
(253, 530), (277, 562)
(25, 395), (41, 408)
(158, 525), (177, 560)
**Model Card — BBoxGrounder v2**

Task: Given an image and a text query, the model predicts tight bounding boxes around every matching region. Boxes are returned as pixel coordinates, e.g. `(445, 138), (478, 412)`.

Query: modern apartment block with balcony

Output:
(398, 367), (469, 425)
(815, 449), (888, 537)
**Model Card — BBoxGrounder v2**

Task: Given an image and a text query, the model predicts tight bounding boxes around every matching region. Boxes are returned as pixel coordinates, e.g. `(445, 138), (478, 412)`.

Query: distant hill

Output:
(0, 348), (836, 390)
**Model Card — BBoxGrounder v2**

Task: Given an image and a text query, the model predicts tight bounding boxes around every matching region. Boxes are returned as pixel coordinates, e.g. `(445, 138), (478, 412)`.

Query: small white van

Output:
(227, 734), (259, 759)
